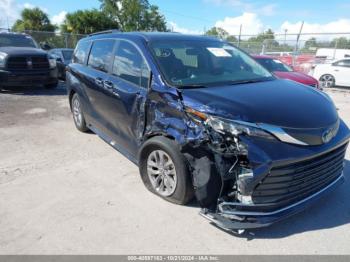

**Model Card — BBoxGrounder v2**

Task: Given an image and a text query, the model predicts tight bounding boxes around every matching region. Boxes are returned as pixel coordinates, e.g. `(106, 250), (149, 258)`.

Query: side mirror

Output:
(56, 57), (63, 63)
(40, 43), (52, 50)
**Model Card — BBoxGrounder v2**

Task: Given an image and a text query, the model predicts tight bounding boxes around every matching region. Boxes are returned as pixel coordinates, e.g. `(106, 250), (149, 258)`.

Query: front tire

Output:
(139, 137), (193, 205)
(319, 74), (335, 88)
(71, 93), (89, 132)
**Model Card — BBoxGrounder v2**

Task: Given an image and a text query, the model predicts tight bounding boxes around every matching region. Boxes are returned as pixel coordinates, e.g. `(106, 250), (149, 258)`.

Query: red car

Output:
(253, 55), (320, 89)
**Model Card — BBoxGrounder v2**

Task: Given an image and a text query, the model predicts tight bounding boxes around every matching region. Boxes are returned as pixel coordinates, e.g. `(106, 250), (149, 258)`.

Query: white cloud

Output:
(279, 19), (350, 41)
(168, 22), (202, 35)
(52, 11), (67, 25)
(206, 0), (244, 6)
(205, 0), (275, 16)
(260, 4), (277, 16)
(0, 0), (19, 29)
(23, 2), (35, 9)
(215, 12), (264, 37)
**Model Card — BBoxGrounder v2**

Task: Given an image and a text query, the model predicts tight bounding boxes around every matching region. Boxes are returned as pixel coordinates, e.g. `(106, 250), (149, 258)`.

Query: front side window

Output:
(62, 50), (74, 61)
(112, 40), (150, 88)
(73, 41), (91, 64)
(149, 40), (273, 88)
(256, 58), (293, 72)
(88, 40), (115, 72)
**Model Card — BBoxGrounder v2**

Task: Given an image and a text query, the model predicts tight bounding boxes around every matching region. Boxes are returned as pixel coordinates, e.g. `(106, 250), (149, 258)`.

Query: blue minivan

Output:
(66, 31), (349, 232)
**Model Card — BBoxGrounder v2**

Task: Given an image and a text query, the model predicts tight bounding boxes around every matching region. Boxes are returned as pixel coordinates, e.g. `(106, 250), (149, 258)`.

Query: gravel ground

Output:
(0, 83), (349, 254)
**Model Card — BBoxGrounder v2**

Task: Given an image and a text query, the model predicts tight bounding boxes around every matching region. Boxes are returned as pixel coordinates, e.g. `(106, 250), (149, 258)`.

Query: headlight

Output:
(206, 115), (276, 140)
(0, 52), (8, 68)
(49, 58), (57, 69)
(185, 107), (276, 140)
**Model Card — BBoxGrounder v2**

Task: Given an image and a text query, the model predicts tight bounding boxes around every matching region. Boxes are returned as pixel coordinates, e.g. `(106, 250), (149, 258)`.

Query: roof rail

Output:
(89, 29), (121, 37)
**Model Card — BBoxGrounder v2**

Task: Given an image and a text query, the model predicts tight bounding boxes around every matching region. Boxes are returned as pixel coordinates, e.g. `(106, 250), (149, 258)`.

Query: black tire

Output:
(319, 74), (335, 88)
(139, 136), (194, 205)
(44, 82), (59, 89)
(71, 93), (89, 132)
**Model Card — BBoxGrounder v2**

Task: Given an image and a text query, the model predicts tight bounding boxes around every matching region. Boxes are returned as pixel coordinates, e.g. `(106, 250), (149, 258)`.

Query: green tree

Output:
(248, 29), (275, 42)
(61, 9), (118, 34)
(331, 37), (350, 49)
(304, 37), (318, 49)
(205, 27), (237, 41)
(100, 0), (167, 31)
(12, 7), (56, 32)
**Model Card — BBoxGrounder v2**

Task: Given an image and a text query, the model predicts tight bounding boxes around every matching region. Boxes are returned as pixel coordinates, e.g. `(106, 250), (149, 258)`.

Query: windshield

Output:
(149, 40), (273, 88)
(62, 50), (73, 61)
(256, 58), (293, 72)
(0, 34), (38, 48)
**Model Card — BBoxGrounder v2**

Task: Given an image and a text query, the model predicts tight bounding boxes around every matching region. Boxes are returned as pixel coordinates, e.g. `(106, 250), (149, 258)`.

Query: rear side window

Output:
(73, 41), (91, 64)
(112, 40), (150, 88)
(88, 40), (115, 72)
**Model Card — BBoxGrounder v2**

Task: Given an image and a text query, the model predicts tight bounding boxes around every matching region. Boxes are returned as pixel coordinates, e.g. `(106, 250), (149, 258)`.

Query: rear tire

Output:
(139, 136), (194, 205)
(319, 74), (335, 88)
(71, 93), (89, 132)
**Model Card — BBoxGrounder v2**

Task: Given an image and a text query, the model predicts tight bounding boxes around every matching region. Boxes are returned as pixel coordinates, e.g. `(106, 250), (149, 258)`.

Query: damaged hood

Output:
(181, 79), (338, 129)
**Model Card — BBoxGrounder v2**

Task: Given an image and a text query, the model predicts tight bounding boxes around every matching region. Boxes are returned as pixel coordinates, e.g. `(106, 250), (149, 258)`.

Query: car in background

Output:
(253, 55), (320, 89)
(0, 32), (58, 89)
(48, 48), (74, 80)
(310, 59), (350, 88)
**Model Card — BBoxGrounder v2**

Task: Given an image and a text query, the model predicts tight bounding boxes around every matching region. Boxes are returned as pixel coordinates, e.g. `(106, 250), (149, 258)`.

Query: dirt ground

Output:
(0, 83), (349, 254)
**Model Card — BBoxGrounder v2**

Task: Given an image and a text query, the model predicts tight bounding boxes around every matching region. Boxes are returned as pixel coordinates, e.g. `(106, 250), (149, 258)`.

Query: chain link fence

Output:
(226, 32), (350, 74)
(1, 28), (350, 74)
(0, 28), (86, 49)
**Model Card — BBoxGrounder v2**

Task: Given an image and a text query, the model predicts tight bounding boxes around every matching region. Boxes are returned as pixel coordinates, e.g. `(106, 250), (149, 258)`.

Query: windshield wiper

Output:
(176, 84), (208, 89)
(225, 78), (274, 85)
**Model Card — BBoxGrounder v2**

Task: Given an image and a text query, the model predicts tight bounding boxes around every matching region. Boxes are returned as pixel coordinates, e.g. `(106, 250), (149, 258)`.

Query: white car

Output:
(310, 59), (350, 88)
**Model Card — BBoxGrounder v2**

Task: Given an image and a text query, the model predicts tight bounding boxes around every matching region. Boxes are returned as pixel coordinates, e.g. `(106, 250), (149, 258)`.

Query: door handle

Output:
(334, 69), (339, 72)
(104, 80), (114, 89)
(95, 77), (103, 86)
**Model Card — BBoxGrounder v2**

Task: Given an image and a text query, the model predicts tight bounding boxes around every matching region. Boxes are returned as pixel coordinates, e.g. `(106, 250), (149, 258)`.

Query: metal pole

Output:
(293, 21), (304, 66)
(284, 29), (288, 46)
(238, 24), (242, 47)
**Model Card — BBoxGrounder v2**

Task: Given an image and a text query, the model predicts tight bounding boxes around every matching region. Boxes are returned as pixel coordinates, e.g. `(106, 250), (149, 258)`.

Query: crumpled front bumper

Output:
(200, 173), (344, 230)
(197, 119), (350, 231)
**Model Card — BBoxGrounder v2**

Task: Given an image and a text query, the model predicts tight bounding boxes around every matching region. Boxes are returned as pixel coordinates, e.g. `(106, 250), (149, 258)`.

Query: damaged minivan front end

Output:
(177, 81), (349, 232)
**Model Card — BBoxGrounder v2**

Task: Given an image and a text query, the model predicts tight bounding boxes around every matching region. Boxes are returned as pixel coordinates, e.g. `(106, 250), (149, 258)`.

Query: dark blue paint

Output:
(66, 32), (350, 230)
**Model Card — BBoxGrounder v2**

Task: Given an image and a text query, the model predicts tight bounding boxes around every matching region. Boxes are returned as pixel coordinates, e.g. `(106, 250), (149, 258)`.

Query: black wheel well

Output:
(68, 89), (76, 110)
(138, 134), (176, 163)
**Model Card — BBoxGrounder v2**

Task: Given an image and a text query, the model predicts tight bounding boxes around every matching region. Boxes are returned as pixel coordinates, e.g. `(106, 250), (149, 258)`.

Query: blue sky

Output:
(1, 0), (350, 37)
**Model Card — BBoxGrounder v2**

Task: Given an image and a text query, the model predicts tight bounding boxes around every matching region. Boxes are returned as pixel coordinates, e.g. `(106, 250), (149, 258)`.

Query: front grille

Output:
(252, 143), (348, 209)
(31, 56), (50, 69)
(7, 57), (27, 69)
(7, 56), (49, 70)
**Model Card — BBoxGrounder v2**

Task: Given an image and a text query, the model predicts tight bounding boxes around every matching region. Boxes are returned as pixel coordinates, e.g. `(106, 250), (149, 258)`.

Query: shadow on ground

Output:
(250, 159), (350, 239)
(0, 82), (66, 96)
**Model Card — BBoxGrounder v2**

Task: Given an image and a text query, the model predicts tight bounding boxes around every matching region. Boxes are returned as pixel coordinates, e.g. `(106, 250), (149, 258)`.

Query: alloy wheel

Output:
(320, 75), (335, 88)
(147, 150), (177, 197)
(72, 97), (83, 127)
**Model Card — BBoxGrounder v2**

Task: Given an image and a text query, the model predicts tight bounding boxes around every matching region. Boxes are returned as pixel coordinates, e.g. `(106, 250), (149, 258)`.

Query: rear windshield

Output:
(149, 40), (273, 88)
(62, 50), (73, 61)
(256, 58), (293, 72)
(0, 34), (38, 48)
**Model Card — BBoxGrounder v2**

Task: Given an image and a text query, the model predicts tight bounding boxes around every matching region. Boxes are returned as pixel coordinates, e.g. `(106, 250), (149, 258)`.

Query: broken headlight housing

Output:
(206, 115), (276, 140)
